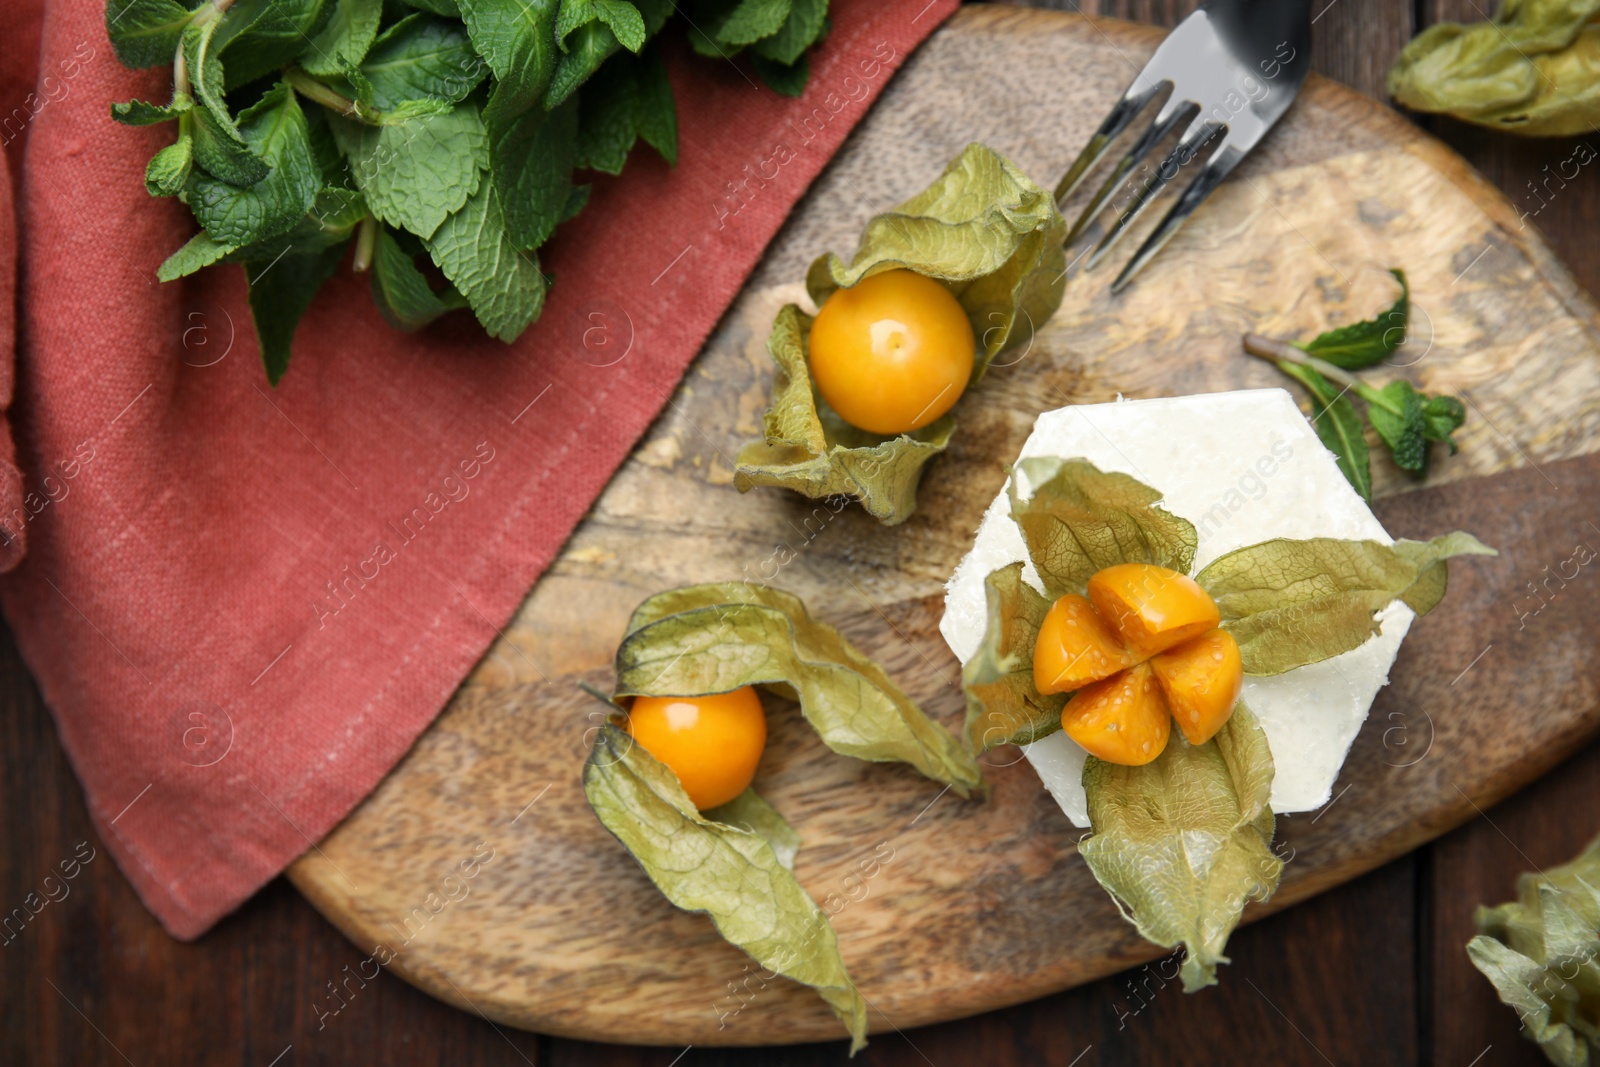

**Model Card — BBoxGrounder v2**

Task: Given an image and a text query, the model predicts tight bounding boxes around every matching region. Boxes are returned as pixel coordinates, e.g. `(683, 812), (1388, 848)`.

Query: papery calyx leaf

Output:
(806, 142), (1066, 375)
(962, 561), (1065, 751)
(584, 725), (867, 1052)
(1080, 701), (1283, 992)
(1196, 532), (1497, 675)
(1008, 457), (1197, 600)
(615, 582), (982, 795)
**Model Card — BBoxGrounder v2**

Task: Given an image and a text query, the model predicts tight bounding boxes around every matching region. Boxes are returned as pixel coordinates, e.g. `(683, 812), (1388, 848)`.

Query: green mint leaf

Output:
(458, 0), (558, 90)
(358, 13), (486, 109)
(220, 186), (370, 263)
(687, 22), (737, 59)
(633, 0), (673, 35)
(617, 583), (982, 795)
(1195, 532), (1496, 675)
(584, 724), (868, 1053)
(487, 90), (578, 249)
(336, 58), (380, 108)
(752, 51), (808, 96)
(247, 242), (349, 384)
(145, 132), (194, 196)
(370, 223), (469, 330)
(301, 0), (384, 76)
(632, 42), (677, 163)
(701, 789), (801, 870)
(733, 305), (955, 525)
(962, 562), (1066, 751)
(375, 97), (456, 122)
(1301, 268), (1409, 370)
(302, 105), (347, 182)
(807, 142), (1067, 376)
(461, 0), (565, 249)
(556, 0), (646, 52)
(560, 182), (590, 221)
(574, 57), (639, 175)
(112, 96), (192, 126)
(1008, 457), (1197, 599)
(302, 186), (372, 234)
(399, 0), (461, 14)
(714, 0), (791, 46)
(423, 180), (546, 340)
(182, 21), (272, 186)
(566, 42), (677, 171)
(1273, 358), (1372, 501)
(157, 229), (236, 282)
(1363, 378), (1429, 474)
(334, 102), (487, 239)
(188, 82), (321, 249)
(1422, 393), (1467, 453)
(1080, 701), (1283, 992)
(106, 0), (197, 69)
(215, 0), (332, 90)
(544, 19), (620, 107)
(751, 0), (825, 64)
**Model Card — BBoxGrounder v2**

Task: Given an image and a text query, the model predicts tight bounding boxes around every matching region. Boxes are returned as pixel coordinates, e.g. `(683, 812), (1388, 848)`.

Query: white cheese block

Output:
(940, 389), (1411, 825)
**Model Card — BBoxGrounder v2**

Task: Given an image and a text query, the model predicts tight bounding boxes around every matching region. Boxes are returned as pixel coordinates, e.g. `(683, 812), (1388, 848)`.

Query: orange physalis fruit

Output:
(627, 687), (767, 810)
(1149, 628), (1244, 746)
(1086, 562), (1221, 660)
(807, 268), (976, 436)
(1061, 663), (1172, 766)
(1033, 562), (1240, 765)
(1033, 594), (1137, 695)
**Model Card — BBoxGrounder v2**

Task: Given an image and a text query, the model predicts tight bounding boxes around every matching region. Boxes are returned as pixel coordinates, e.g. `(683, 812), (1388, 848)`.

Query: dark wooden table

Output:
(5, 1), (1598, 1064)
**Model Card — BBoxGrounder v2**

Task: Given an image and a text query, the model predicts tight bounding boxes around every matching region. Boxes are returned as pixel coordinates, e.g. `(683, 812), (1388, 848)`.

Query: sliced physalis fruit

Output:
(626, 687), (768, 810)
(1062, 663), (1172, 766)
(807, 268), (976, 436)
(1087, 562), (1221, 660)
(1149, 628), (1244, 746)
(1033, 593), (1137, 695)
(1032, 562), (1240, 764)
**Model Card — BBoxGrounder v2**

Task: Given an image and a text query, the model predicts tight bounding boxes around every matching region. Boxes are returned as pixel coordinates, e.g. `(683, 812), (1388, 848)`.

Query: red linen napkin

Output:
(0, 0), (960, 938)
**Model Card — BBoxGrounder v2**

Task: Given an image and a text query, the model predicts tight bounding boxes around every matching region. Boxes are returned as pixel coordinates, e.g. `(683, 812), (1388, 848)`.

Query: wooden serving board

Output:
(288, 6), (1600, 1047)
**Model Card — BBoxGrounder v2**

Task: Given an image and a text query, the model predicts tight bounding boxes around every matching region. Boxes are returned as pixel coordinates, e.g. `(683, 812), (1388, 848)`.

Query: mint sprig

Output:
(1301, 267), (1409, 369)
(1243, 272), (1466, 499)
(107, 0), (832, 383)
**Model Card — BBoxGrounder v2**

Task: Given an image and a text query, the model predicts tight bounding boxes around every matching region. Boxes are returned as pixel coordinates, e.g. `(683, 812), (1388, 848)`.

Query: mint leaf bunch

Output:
(1243, 269), (1466, 500)
(106, 0), (832, 383)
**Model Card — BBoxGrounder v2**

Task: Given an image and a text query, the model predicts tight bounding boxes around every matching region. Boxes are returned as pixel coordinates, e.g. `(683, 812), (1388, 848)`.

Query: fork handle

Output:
(1204, 0), (1313, 77)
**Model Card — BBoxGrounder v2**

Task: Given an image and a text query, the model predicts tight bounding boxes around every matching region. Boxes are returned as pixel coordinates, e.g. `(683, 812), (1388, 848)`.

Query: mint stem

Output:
(172, 0), (238, 104)
(284, 66), (372, 122)
(1244, 333), (1362, 389)
(352, 216), (377, 273)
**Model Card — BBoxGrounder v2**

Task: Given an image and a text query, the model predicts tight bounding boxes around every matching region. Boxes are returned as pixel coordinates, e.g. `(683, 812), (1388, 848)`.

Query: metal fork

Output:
(1057, 0), (1314, 293)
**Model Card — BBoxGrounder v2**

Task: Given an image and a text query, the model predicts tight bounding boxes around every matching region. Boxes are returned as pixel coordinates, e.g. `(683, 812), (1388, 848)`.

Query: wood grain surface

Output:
(278, 5), (1600, 1048)
(9, 3), (1600, 1066)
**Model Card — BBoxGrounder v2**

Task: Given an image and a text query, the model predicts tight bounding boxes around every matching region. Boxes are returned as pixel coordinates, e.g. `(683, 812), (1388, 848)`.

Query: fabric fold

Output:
(0, 0), (959, 938)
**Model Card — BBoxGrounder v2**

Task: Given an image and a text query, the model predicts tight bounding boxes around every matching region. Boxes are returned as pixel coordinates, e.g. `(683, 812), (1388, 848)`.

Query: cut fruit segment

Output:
(1033, 594), (1137, 695)
(1087, 562), (1221, 660)
(1062, 663), (1171, 766)
(1150, 628), (1244, 746)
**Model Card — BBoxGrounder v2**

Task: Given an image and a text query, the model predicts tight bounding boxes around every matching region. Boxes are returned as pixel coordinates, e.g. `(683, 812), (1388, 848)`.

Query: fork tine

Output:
(1109, 143), (1246, 293)
(1084, 120), (1225, 271)
(1054, 81), (1169, 206)
(1063, 97), (1198, 248)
